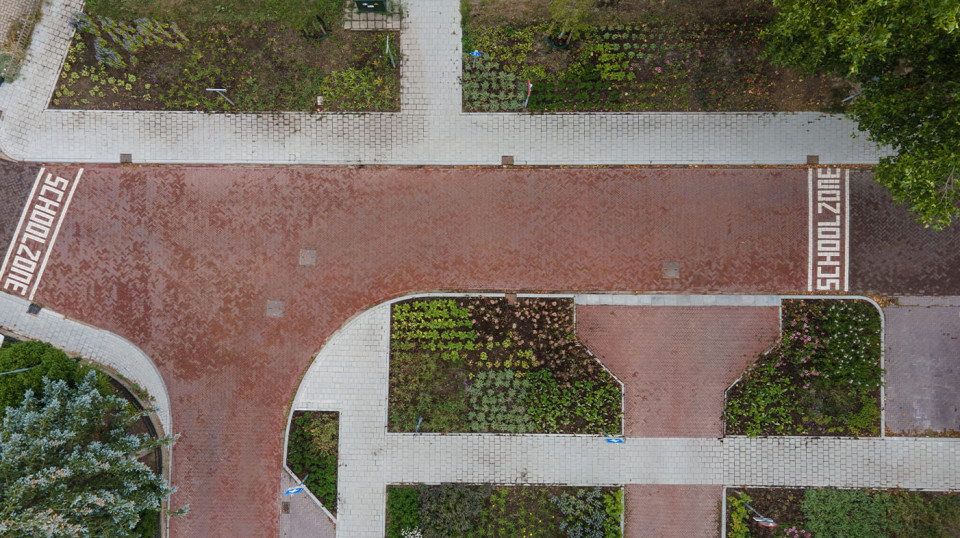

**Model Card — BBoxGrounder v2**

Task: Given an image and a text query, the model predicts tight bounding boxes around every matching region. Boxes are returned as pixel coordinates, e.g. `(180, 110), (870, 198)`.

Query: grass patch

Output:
(286, 410), (339, 515)
(725, 299), (883, 437)
(388, 297), (622, 435)
(386, 484), (623, 537)
(51, 0), (399, 111)
(727, 488), (960, 538)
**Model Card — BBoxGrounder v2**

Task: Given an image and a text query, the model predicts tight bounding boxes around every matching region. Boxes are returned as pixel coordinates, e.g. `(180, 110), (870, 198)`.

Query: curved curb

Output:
(0, 291), (172, 434)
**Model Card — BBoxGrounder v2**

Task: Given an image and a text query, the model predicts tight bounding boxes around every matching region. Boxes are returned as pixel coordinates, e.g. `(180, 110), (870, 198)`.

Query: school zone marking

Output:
(808, 168), (850, 292)
(0, 167), (83, 301)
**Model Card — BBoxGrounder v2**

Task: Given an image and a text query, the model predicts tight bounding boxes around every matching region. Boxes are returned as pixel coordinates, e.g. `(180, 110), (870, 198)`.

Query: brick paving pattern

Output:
(576, 306), (780, 437)
(849, 171), (960, 295)
(624, 485), (721, 538)
(0, 160), (39, 257)
(0, 0), (890, 164)
(0, 163), (955, 536)
(884, 297), (960, 434)
(22, 165), (808, 536)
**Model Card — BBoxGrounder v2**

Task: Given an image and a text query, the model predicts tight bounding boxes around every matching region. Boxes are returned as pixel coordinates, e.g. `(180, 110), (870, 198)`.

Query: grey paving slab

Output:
(279, 470), (337, 538)
(0, 291), (172, 432)
(0, 0), (892, 165)
(884, 300), (960, 434)
(292, 294), (960, 537)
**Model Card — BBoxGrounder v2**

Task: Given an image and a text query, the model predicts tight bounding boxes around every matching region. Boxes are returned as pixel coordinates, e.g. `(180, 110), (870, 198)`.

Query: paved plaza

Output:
(0, 162), (953, 536)
(0, 0), (955, 531)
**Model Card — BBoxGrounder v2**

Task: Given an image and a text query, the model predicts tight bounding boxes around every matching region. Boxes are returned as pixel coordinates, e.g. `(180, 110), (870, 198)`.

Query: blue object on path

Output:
(470, 50), (482, 57)
(605, 437), (625, 444)
(284, 486), (305, 495)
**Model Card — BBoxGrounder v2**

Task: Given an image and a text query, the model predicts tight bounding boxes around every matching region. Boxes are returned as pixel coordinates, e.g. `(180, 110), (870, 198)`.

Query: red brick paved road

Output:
(577, 306), (780, 437)
(625, 485), (721, 538)
(27, 165), (807, 536)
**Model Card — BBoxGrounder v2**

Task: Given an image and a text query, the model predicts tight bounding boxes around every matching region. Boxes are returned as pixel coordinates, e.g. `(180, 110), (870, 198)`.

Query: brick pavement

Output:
(2, 163), (954, 536)
(576, 306), (780, 437)
(0, 0), (891, 164)
(22, 165), (809, 536)
(849, 171), (960, 295)
(625, 485), (721, 538)
(884, 297), (960, 434)
(0, 160), (39, 256)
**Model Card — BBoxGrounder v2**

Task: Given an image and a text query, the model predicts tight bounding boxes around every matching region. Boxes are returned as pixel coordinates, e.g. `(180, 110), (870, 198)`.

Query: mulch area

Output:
(576, 305), (779, 437)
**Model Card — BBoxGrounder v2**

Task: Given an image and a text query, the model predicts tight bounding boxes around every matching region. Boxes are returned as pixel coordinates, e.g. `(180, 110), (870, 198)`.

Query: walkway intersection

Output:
(0, 0), (890, 164)
(290, 294), (960, 537)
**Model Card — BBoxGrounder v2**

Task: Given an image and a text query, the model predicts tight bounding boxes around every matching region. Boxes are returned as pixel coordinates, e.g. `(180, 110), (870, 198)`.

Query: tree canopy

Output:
(0, 372), (182, 537)
(764, 0), (960, 228)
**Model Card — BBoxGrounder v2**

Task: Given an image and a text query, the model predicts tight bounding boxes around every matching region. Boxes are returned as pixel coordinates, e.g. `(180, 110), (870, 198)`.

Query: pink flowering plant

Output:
(725, 299), (882, 437)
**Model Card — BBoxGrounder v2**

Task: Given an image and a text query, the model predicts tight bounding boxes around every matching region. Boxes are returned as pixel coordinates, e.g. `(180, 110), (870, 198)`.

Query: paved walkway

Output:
(291, 295), (960, 537)
(0, 0), (891, 164)
(0, 291), (171, 433)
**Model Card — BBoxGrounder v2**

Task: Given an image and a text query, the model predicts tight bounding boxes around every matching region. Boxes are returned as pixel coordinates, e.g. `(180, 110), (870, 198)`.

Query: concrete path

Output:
(291, 294), (960, 537)
(0, 0), (890, 165)
(0, 291), (171, 433)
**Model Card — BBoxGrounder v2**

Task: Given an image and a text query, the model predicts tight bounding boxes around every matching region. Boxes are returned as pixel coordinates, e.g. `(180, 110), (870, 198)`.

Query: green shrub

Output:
(286, 411), (339, 515)
(0, 340), (110, 410)
(418, 484), (489, 536)
(727, 492), (751, 538)
(603, 489), (623, 538)
(802, 489), (960, 537)
(133, 509), (160, 537)
(466, 369), (534, 433)
(386, 486), (420, 538)
(550, 487), (608, 537)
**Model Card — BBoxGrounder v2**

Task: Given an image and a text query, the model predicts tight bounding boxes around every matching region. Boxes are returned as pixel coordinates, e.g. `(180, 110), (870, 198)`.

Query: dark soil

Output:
(726, 487), (805, 536)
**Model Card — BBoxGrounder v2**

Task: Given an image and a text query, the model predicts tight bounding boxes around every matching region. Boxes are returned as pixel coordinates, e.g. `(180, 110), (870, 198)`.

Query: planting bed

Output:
(726, 487), (960, 538)
(386, 484), (623, 538)
(286, 411), (339, 516)
(461, 19), (848, 112)
(725, 299), (883, 437)
(50, 0), (399, 112)
(388, 297), (622, 434)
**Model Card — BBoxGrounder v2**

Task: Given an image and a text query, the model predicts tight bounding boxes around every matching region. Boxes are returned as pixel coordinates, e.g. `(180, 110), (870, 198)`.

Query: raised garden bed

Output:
(50, 0), (399, 112)
(388, 297), (623, 434)
(726, 487), (960, 537)
(460, 1), (849, 112)
(286, 410), (339, 516)
(725, 299), (882, 437)
(387, 484), (623, 537)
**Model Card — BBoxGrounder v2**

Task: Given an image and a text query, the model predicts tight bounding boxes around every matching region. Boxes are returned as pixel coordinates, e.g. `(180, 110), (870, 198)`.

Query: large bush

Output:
(0, 340), (110, 410)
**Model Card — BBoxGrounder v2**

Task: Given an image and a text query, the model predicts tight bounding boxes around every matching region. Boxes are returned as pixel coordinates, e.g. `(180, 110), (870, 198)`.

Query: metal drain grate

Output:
(27, 303), (42, 315)
(501, 155), (514, 166)
(281, 502), (291, 514)
(120, 153), (132, 163)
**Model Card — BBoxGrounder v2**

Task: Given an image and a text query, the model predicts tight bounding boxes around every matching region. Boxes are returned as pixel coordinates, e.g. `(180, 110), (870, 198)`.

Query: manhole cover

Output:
(282, 501), (291, 514)
(266, 301), (284, 318)
(299, 249), (317, 266)
(662, 262), (680, 279)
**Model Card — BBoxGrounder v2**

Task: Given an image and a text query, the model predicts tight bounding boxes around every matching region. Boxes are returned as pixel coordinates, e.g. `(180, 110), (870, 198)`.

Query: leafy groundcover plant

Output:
(727, 487), (960, 537)
(725, 299), (882, 436)
(387, 484), (623, 538)
(286, 411), (339, 515)
(388, 297), (622, 435)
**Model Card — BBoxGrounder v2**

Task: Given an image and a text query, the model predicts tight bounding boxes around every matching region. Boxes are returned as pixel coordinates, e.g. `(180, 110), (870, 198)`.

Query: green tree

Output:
(0, 340), (110, 410)
(0, 372), (184, 536)
(763, 0), (960, 228)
